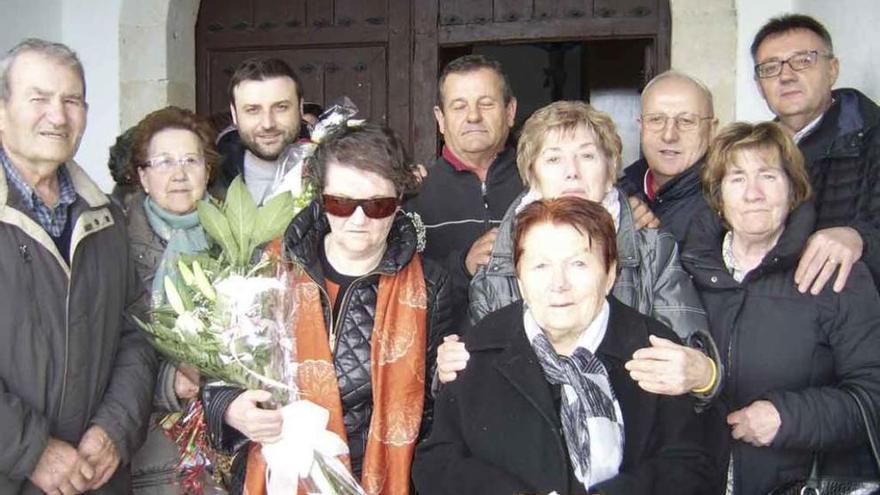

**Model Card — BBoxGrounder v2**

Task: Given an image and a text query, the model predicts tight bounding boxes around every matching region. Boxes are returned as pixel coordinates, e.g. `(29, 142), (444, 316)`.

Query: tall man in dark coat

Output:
(0, 39), (156, 494)
(752, 14), (880, 293)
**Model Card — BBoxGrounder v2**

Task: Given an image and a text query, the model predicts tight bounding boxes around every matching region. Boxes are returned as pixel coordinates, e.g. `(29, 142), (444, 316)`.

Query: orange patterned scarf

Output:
(245, 254), (428, 495)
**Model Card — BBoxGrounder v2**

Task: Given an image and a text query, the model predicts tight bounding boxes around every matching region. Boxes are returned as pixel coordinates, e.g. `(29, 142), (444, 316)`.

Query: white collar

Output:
(523, 300), (610, 355)
(792, 98), (834, 144)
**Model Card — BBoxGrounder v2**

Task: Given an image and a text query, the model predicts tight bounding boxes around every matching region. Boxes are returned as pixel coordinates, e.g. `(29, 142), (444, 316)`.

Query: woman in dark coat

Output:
(680, 122), (880, 494)
(124, 106), (220, 494)
(414, 197), (711, 495)
(204, 123), (455, 495)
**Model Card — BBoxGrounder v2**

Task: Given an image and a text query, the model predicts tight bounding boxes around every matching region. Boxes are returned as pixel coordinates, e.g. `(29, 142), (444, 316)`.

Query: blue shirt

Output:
(1, 146), (77, 237)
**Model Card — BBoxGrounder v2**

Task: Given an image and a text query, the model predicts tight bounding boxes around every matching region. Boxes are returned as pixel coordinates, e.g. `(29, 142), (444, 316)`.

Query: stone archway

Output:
(119, 0), (200, 130)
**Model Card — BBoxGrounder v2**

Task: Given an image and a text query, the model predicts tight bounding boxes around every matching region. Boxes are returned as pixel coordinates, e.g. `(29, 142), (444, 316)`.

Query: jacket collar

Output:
(283, 199), (419, 282)
(800, 88), (880, 161)
(681, 201), (817, 288)
(467, 297), (646, 362)
(623, 156), (705, 205)
(485, 186), (640, 276)
(0, 158), (109, 210)
(439, 145), (517, 184)
(465, 298), (652, 433)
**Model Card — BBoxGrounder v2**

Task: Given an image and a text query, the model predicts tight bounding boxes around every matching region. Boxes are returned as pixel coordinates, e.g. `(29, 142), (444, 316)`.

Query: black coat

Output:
(203, 200), (456, 491)
(680, 203), (880, 495)
(798, 88), (880, 288)
(620, 156), (710, 244)
(413, 298), (712, 495)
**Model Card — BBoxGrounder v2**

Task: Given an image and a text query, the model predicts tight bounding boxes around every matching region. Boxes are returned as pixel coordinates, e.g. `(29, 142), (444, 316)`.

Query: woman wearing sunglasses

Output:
(206, 123), (456, 495)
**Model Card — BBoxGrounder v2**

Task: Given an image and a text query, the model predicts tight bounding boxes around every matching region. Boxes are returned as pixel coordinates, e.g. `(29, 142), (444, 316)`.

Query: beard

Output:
(239, 124), (300, 161)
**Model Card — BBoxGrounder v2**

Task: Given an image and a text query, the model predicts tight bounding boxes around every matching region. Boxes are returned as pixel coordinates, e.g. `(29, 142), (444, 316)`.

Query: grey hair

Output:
(641, 70), (714, 117)
(0, 38), (86, 101)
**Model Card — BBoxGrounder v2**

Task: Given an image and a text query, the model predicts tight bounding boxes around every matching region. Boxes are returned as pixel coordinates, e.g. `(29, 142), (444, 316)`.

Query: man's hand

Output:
(414, 163), (428, 182)
(795, 226), (863, 294)
(727, 400), (781, 447)
(174, 364), (200, 400)
(465, 228), (499, 276)
(437, 334), (470, 383)
(77, 425), (120, 490)
(224, 390), (284, 444)
(627, 196), (660, 230)
(625, 335), (714, 396)
(30, 437), (94, 495)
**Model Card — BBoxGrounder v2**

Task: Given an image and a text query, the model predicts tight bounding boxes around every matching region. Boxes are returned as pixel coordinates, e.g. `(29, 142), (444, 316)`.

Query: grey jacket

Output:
(0, 161), (157, 493)
(469, 189), (708, 340)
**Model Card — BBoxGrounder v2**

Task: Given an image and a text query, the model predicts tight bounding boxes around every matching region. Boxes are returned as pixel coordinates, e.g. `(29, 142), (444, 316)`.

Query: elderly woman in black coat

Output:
(680, 122), (880, 494)
(413, 197), (711, 495)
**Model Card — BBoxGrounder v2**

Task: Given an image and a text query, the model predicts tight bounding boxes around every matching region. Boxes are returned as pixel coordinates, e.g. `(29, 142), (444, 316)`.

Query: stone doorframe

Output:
(119, 0), (737, 131)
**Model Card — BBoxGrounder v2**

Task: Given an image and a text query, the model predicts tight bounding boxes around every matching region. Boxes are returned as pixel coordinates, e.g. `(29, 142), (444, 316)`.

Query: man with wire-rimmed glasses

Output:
(620, 70), (718, 243)
(752, 14), (880, 294)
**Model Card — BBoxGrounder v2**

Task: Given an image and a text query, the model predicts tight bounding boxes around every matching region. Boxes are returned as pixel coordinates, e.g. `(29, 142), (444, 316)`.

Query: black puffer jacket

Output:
(799, 88), (880, 287)
(204, 200), (455, 490)
(680, 203), (880, 495)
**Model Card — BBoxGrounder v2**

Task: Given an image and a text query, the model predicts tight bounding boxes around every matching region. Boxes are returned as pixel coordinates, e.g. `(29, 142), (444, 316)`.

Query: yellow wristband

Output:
(692, 355), (717, 394)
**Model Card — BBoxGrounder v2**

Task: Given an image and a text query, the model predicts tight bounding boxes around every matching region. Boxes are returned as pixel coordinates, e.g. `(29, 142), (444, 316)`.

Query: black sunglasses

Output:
(322, 194), (399, 219)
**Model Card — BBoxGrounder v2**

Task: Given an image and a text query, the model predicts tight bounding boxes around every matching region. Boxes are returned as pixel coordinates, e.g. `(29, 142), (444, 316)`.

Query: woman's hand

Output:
(174, 364), (200, 400)
(224, 390), (284, 444)
(625, 335), (714, 396)
(727, 400), (781, 447)
(437, 334), (470, 384)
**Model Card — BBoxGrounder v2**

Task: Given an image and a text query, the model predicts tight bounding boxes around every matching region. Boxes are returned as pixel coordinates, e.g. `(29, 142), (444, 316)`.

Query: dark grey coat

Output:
(0, 162), (157, 493)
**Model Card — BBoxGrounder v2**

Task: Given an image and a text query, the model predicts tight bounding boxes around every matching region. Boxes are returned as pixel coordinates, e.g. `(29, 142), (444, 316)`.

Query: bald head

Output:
(641, 71), (714, 117)
(639, 71), (717, 189)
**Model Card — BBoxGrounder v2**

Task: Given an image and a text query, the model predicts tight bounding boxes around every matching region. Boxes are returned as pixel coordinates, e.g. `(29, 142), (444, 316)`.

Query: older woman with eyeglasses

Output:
(680, 122), (880, 494)
(124, 106), (219, 494)
(438, 100), (720, 402)
(204, 123), (455, 495)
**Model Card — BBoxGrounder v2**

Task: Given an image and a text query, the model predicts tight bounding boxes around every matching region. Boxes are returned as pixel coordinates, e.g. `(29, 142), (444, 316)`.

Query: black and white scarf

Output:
(525, 306), (624, 490)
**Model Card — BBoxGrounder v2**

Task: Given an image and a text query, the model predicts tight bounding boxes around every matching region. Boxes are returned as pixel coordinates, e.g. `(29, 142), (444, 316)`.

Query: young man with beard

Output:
(216, 57), (305, 205)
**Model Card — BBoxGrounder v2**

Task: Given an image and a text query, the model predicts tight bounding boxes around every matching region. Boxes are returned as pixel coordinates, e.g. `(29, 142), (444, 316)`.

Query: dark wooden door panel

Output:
(533, 0), (593, 21)
(335, 0), (388, 27)
(439, 0), (493, 25)
(494, 0), (533, 23)
(252, 0), (305, 30)
(594, 0), (658, 18)
(204, 47), (387, 122)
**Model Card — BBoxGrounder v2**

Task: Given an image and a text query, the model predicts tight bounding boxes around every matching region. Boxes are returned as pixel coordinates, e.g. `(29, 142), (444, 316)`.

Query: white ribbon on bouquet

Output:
(261, 400), (365, 495)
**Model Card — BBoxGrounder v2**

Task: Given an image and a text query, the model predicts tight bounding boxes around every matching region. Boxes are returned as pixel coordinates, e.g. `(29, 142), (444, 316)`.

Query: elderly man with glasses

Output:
(752, 13), (880, 293)
(620, 71), (718, 243)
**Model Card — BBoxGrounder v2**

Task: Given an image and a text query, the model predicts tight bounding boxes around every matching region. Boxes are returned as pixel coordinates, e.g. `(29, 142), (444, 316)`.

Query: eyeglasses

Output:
(322, 194), (399, 219)
(144, 154), (206, 172)
(640, 113), (714, 132)
(754, 50), (833, 79)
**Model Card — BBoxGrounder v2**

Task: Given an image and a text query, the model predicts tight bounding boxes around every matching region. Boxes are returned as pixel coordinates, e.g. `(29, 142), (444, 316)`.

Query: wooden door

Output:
(196, 0), (411, 139)
(197, 0), (669, 164)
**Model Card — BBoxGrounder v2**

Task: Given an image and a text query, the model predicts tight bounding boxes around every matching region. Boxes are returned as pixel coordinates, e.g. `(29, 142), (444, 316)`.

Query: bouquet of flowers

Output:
(135, 102), (367, 494)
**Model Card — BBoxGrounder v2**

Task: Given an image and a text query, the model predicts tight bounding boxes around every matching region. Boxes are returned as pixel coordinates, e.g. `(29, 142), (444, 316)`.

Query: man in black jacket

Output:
(405, 55), (524, 311)
(216, 57), (305, 205)
(752, 14), (880, 292)
(620, 71), (717, 243)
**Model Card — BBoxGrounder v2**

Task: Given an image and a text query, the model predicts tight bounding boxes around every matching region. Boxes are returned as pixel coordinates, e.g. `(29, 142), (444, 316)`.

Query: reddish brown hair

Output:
(513, 197), (618, 273)
(129, 106), (220, 187)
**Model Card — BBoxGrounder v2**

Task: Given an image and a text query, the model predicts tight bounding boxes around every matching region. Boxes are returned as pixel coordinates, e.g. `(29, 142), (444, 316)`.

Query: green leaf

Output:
(197, 199), (239, 264)
(252, 191), (297, 246)
(224, 176), (259, 267)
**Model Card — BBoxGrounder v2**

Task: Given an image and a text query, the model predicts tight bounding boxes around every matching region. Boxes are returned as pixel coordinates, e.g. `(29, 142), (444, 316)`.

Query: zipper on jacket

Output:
(481, 181), (490, 229)
(329, 272), (381, 355)
(58, 252), (75, 419)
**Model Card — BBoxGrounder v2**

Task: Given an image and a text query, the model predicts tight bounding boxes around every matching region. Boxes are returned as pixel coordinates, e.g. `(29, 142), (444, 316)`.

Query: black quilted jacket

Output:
(203, 200), (456, 490)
